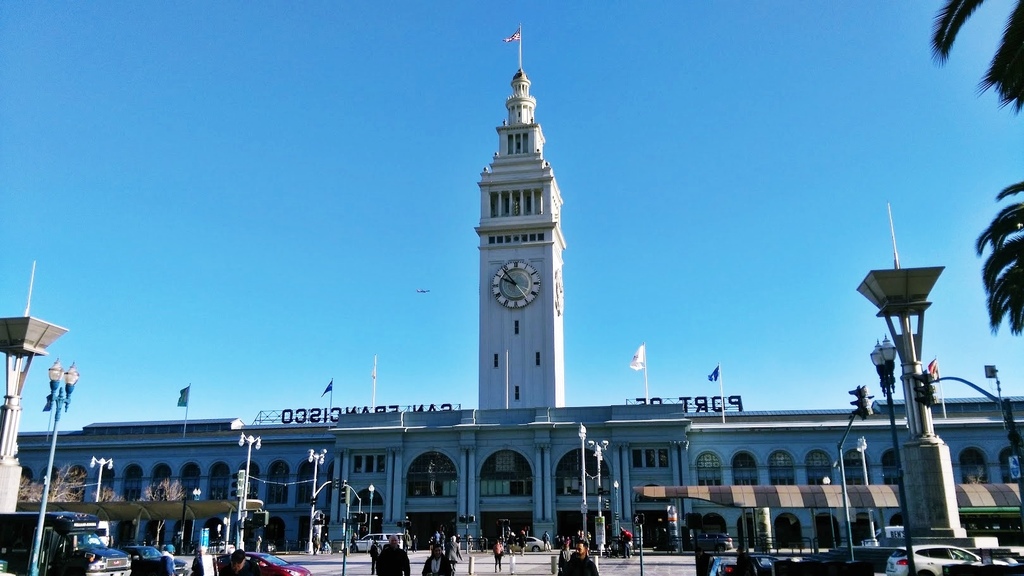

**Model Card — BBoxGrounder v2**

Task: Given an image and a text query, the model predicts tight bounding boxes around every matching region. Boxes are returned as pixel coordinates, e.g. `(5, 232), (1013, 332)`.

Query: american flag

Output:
(503, 27), (521, 43)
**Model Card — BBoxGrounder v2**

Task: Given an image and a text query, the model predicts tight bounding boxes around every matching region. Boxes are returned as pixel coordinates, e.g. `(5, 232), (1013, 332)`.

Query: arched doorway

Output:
(773, 513), (802, 548)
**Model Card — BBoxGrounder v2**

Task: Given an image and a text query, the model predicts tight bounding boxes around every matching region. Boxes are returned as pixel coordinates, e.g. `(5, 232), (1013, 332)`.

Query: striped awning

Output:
(635, 483), (1021, 509)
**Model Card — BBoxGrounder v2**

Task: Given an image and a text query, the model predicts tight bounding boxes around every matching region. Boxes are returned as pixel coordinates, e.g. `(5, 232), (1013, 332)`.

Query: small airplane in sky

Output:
(416, 289), (430, 293)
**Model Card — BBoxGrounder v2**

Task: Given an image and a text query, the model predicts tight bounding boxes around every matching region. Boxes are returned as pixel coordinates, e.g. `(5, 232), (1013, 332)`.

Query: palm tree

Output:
(934, 1), (1024, 333)
(932, 0), (1024, 112)
(976, 181), (1024, 334)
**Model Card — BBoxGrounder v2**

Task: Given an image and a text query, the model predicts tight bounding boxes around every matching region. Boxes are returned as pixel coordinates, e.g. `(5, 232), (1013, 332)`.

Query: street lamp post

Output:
(872, 337), (917, 576)
(856, 437), (878, 546)
(180, 487), (201, 554)
(28, 359), (80, 576)
(578, 424), (588, 532)
(307, 449), (327, 554)
(368, 484), (375, 535)
(613, 480), (620, 536)
(90, 457), (113, 502)
(587, 440), (608, 519)
(822, 476), (836, 549)
(238, 434), (262, 550)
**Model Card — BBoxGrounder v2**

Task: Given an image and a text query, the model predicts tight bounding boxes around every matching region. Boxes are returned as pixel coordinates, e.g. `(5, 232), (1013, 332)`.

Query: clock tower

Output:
(477, 68), (566, 410)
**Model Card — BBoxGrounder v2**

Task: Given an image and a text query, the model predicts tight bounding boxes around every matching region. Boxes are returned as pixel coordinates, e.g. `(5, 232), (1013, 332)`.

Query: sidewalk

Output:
(295, 549), (698, 576)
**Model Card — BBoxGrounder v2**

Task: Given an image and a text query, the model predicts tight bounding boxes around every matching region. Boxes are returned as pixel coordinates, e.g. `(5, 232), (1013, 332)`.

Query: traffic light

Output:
(912, 373), (936, 407)
(603, 498), (610, 511)
(849, 385), (874, 419)
(252, 510), (269, 528)
(468, 515), (476, 523)
(633, 513), (645, 525)
(232, 470), (246, 499)
(351, 512), (367, 524)
(459, 515), (466, 523)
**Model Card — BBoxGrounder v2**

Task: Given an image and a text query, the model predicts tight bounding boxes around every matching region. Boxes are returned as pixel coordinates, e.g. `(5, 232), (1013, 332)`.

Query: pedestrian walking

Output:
(378, 535), (411, 576)
(370, 539), (381, 575)
(564, 541), (598, 576)
(445, 536), (462, 575)
(492, 540), (504, 572)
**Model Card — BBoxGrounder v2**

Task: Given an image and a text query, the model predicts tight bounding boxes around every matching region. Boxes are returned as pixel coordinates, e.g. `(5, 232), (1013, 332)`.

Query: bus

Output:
(0, 512), (130, 576)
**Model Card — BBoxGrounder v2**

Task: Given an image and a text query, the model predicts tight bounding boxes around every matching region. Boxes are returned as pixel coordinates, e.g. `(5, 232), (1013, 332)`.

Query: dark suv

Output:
(696, 533), (734, 552)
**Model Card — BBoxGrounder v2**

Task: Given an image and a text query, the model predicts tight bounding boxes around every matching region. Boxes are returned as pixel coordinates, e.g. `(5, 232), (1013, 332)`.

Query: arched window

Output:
(732, 453), (758, 486)
(999, 447), (1014, 483)
(554, 449), (607, 496)
(805, 450), (832, 485)
(267, 461), (290, 504)
(407, 451), (457, 497)
(881, 450), (898, 485)
(147, 464), (173, 500)
(124, 465), (143, 500)
(181, 463), (201, 494)
(695, 452), (722, 486)
(209, 462), (230, 500)
(480, 450), (533, 496)
(768, 451), (795, 486)
(960, 448), (988, 483)
(844, 449), (866, 486)
(67, 465), (88, 502)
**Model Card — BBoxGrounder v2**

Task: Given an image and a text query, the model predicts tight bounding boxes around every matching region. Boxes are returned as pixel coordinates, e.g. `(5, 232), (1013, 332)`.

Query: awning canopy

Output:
(634, 483), (1021, 509)
(16, 499), (264, 522)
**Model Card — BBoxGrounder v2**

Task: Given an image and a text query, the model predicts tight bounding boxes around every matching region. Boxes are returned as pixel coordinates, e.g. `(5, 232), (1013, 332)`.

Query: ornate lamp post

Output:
(238, 434), (261, 549)
(856, 437), (878, 546)
(368, 484), (375, 535)
(872, 337), (916, 576)
(180, 487), (201, 553)
(28, 359), (80, 576)
(306, 449), (327, 554)
(90, 456), (113, 502)
(613, 480), (620, 536)
(587, 440), (608, 519)
(578, 424), (587, 531)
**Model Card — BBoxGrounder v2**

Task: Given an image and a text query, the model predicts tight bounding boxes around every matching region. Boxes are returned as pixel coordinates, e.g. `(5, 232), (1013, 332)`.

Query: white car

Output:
(885, 545), (1006, 576)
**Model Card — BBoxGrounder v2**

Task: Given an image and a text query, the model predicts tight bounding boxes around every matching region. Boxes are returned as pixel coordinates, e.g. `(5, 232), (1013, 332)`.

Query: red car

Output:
(215, 552), (311, 576)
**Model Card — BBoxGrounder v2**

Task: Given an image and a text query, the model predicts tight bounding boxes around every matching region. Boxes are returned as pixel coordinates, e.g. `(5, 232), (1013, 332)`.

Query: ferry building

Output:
(11, 66), (1024, 552)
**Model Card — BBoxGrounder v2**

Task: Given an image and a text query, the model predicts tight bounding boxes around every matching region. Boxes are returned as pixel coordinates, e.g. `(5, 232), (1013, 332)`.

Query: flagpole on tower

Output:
(371, 355), (378, 409)
(518, 23), (523, 70)
(630, 343), (648, 403)
(719, 366), (725, 423)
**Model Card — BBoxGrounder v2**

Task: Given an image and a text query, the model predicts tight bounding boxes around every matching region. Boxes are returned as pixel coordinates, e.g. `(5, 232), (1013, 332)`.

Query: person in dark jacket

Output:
(378, 535), (411, 576)
(695, 546), (711, 576)
(557, 540), (573, 576)
(369, 539), (381, 575)
(221, 550), (258, 576)
(564, 541), (598, 576)
(735, 549), (756, 576)
(421, 544), (453, 576)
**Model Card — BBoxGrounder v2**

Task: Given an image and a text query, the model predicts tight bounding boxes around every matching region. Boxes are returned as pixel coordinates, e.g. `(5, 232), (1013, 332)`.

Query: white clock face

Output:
(492, 260), (541, 308)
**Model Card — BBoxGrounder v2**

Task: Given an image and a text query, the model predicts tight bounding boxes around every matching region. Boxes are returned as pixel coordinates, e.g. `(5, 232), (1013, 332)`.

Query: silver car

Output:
(885, 545), (1006, 576)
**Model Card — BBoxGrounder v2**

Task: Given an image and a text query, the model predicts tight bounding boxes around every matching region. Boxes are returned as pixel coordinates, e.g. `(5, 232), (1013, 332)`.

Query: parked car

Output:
(216, 552), (311, 576)
(708, 554), (777, 576)
(118, 545), (190, 576)
(512, 532), (544, 553)
(352, 533), (392, 553)
(696, 533), (735, 552)
(885, 546), (1008, 576)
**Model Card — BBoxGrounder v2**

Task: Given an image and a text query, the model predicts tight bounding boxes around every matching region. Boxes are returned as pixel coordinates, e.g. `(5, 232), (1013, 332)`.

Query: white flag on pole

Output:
(630, 344), (646, 371)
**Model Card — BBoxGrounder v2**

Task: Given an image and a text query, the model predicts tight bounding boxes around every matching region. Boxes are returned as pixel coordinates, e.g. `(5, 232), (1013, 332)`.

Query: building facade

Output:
(13, 67), (1023, 552)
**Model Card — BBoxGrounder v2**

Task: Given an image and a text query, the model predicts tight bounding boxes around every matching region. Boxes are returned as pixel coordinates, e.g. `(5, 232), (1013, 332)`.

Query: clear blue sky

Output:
(2, 2), (1021, 433)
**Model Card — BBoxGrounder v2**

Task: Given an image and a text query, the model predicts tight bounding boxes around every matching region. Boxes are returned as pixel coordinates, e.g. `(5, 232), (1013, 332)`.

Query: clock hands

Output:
(500, 271), (529, 298)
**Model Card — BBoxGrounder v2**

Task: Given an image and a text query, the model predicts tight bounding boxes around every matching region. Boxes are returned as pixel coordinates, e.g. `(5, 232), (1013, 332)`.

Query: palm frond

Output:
(982, 1), (1024, 111)
(933, 0), (988, 63)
